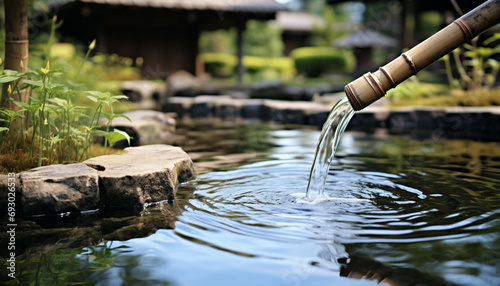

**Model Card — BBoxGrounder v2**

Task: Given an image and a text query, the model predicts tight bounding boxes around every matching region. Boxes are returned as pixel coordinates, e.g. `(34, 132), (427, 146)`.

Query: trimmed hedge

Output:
(201, 53), (237, 78)
(201, 53), (295, 80)
(244, 56), (294, 79)
(290, 47), (354, 78)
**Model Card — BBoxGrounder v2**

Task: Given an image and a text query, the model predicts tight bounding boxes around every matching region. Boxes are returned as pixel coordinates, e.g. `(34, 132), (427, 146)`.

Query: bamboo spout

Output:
(345, 0), (500, 111)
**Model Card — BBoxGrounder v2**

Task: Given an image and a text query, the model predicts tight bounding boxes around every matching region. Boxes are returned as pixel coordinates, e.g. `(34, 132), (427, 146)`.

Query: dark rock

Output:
(282, 86), (305, 101)
(250, 81), (284, 100)
(20, 164), (99, 216)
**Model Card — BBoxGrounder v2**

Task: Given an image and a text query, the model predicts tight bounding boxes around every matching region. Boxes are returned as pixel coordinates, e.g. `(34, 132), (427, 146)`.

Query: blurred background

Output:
(1, 0), (499, 107)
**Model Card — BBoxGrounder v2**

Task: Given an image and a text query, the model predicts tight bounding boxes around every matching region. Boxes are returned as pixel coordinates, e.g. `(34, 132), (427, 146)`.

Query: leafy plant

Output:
(441, 33), (500, 91)
(0, 17), (131, 170)
(290, 46), (354, 77)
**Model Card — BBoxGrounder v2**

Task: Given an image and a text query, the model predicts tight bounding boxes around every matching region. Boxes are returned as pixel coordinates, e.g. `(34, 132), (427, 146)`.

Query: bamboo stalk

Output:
(2, 0), (29, 110)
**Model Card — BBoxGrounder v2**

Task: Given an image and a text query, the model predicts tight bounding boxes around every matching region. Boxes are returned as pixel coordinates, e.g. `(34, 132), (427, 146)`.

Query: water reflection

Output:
(3, 126), (500, 286)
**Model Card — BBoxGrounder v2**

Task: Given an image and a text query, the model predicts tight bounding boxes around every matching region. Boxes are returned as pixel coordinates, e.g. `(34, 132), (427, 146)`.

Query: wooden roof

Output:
(335, 29), (397, 48)
(274, 11), (323, 32)
(77, 0), (287, 13)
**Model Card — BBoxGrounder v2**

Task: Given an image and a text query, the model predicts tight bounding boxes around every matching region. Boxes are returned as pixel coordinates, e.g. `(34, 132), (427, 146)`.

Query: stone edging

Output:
(165, 96), (500, 137)
(0, 144), (195, 217)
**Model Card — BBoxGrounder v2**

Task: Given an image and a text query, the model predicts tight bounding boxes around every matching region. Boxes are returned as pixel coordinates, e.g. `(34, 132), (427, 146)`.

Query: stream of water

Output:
(306, 97), (355, 198)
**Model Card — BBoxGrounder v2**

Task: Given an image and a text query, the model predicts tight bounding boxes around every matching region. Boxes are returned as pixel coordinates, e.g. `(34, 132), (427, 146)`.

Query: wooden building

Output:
(274, 11), (323, 56)
(54, 0), (287, 80)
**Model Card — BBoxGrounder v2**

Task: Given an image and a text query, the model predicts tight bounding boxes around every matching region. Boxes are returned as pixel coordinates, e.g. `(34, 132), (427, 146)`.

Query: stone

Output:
(109, 110), (176, 147)
(163, 96), (194, 118)
(165, 70), (198, 98)
(241, 99), (266, 120)
(249, 81), (284, 100)
(84, 144), (195, 208)
(121, 80), (165, 110)
(20, 164), (99, 216)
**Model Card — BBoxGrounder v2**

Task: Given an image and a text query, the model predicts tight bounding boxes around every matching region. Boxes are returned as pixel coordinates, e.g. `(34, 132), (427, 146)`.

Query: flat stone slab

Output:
(20, 163), (99, 216)
(109, 110), (176, 146)
(84, 144), (195, 208)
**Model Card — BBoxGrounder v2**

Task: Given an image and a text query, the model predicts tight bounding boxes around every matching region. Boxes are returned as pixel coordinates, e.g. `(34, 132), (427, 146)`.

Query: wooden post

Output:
(401, 0), (416, 49)
(2, 0), (29, 108)
(236, 23), (245, 87)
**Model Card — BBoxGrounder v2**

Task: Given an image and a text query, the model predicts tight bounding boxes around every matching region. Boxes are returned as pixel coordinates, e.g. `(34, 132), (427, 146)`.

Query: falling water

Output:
(306, 97), (355, 198)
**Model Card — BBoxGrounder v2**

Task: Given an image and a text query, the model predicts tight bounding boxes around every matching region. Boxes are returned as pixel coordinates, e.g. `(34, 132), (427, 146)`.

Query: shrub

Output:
(243, 56), (295, 80)
(201, 53), (237, 78)
(201, 53), (295, 80)
(290, 47), (353, 77)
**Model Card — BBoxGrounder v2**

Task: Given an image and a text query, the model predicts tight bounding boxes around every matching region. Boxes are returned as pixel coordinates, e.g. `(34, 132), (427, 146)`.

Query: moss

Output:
(0, 142), (124, 174)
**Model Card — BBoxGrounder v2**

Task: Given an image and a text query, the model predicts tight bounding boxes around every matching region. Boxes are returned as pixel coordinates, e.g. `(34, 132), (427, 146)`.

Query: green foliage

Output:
(9, 241), (129, 285)
(290, 46), (353, 77)
(441, 33), (500, 92)
(201, 53), (295, 80)
(199, 20), (284, 58)
(199, 29), (236, 55)
(419, 11), (442, 38)
(386, 76), (447, 100)
(201, 53), (237, 78)
(243, 56), (295, 80)
(244, 20), (283, 58)
(310, 6), (347, 46)
(0, 17), (131, 169)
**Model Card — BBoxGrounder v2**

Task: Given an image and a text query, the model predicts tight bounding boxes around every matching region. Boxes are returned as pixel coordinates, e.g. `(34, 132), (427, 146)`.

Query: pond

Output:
(3, 122), (500, 286)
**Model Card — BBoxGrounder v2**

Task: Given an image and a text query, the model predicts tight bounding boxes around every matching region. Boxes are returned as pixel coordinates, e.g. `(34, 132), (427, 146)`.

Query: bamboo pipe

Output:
(345, 0), (500, 111)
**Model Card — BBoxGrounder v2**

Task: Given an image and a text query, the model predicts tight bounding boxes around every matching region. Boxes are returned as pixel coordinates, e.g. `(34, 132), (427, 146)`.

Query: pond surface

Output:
(4, 123), (500, 286)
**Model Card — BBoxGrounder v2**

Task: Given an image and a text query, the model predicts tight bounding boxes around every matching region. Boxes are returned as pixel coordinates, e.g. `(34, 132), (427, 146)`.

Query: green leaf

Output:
(11, 100), (30, 110)
(102, 128), (131, 147)
(47, 98), (71, 108)
(111, 94), (129, 100)
(483, 32), (500, 45)
(22, 79), (44, 87)
(0, 75), (20, 83)
(486, 59), (499, 69)
(2, 69), (20, 76)
(102, 113), (132, 123)
(86, 95), (98, 102)
(85, 90), (108, 97)
(0, 127), (9, 133)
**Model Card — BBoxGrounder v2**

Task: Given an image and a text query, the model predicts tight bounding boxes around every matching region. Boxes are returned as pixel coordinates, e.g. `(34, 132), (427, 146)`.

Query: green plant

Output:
(201, 53), (237, 78)
(0, 60), (131, 168)
(201, 53), (295, 80)
(0, 18), (131, 170)
(244, 20), (283, 58)
(243, 56), (295, 80)
(290, 46), (354, 77)
(386, 76), (447, 101)
(441, 33), (500, 91)
(310, 5), (347, 47)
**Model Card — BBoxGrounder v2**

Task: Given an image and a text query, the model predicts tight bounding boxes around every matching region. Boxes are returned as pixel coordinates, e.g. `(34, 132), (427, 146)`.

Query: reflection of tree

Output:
(0, 201), (187, 285)
(336, 133), (500, 286)
(3, 231), (177, 285)
(339, 253), (451, 286)
(4, 241), (173, 285)
(341, 231), (500, 286)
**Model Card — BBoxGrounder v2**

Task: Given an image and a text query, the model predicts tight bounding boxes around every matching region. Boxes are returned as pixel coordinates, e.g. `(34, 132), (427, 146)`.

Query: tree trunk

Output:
(2, 0), (28, 108)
